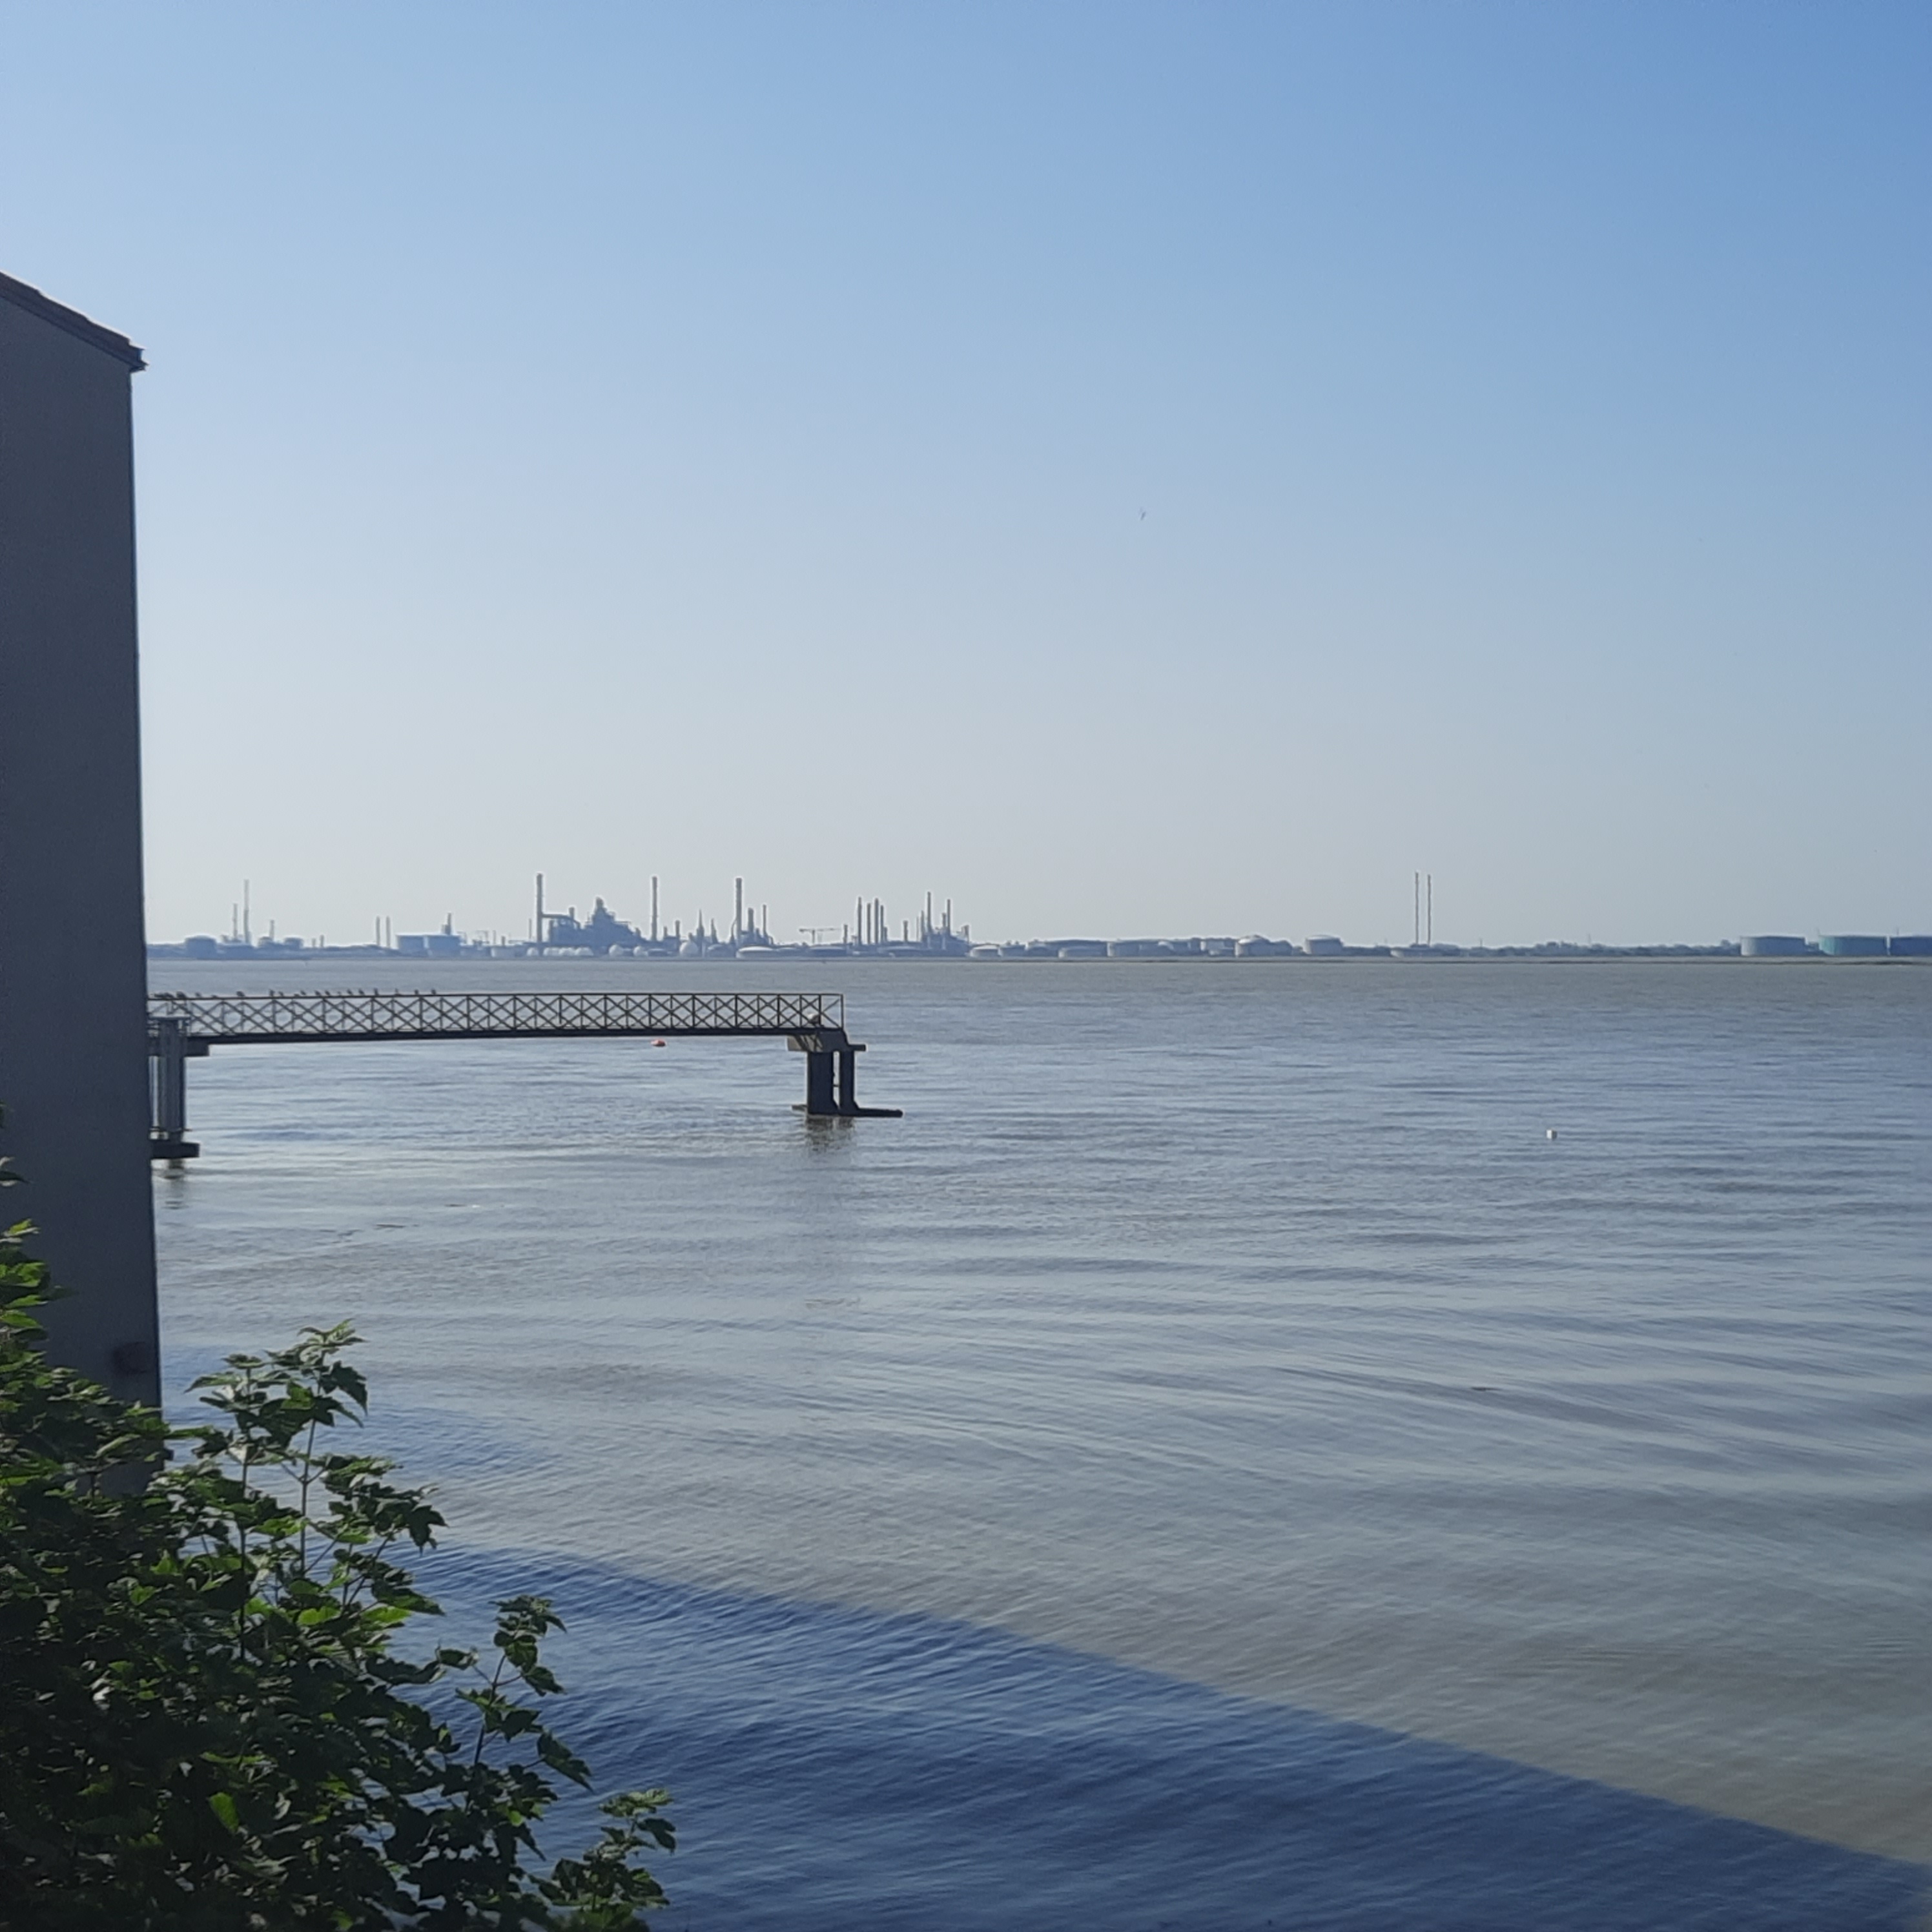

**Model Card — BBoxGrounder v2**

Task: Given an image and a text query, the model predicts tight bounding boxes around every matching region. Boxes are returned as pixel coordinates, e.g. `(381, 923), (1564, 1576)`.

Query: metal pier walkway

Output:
(147, 989), (899, 1160)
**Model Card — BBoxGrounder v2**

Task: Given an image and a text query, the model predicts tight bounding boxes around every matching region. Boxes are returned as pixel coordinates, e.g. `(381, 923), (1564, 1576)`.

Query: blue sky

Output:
(4, 1), (1926, 945)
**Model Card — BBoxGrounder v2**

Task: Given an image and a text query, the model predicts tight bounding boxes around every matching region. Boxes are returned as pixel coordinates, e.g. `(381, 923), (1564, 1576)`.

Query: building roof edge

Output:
(0, 270), (145, 371)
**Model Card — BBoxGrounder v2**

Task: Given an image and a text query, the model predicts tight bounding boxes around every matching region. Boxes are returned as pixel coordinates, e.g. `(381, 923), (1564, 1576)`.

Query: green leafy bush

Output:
(0, 1189), (672, 1929)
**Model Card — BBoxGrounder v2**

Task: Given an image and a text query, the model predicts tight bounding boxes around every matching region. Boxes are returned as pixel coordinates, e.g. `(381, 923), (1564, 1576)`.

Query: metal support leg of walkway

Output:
(149, 1017), (202, 1162)
(802, 1047), (838, 1115)
(790, 1034), (903, 1118)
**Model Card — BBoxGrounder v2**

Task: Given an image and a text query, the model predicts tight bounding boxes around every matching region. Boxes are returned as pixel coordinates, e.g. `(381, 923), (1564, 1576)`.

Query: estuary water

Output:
(149, 958), (1932, 1929)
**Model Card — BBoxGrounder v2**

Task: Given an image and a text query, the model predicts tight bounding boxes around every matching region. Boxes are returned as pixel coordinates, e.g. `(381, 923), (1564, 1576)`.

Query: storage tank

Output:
(1887, 935), (1932, 957)
(1819, 934), (1886, 957)
(1740, 935), (1807, 957)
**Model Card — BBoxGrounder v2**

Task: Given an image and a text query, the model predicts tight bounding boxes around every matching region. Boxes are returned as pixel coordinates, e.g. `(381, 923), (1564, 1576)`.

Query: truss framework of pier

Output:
(147, 987), (846, 1043)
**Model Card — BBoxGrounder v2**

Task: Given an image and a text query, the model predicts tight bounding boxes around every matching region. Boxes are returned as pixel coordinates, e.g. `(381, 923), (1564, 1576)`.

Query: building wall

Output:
(0, 287), (158, 1405)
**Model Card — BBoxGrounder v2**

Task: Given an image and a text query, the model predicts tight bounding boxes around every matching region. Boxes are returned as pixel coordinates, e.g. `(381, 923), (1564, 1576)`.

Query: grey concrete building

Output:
(0, 271), (158, 1406)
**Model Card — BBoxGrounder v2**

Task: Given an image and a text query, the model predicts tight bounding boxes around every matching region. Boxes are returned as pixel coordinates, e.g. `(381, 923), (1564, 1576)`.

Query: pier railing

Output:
(147, 988), (846, 1044)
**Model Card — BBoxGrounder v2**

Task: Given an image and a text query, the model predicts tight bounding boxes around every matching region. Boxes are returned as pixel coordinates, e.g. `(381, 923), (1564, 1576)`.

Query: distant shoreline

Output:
(145, 943), (1929, 966)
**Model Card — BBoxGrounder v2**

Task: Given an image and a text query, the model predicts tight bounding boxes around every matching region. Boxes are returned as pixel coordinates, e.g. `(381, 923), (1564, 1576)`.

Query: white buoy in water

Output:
(1546, 1127), (1559, 1140)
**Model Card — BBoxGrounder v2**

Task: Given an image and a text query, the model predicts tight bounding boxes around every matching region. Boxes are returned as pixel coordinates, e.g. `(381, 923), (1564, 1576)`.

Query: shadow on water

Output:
(422, 1547), (1928, 1932)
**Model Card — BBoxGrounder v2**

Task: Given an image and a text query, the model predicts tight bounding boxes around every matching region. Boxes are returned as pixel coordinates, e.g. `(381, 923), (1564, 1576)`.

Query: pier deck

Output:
(147, 989), (898, 1159)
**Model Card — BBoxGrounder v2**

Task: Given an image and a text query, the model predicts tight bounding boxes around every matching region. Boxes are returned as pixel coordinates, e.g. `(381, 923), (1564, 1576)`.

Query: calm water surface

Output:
(151, 960), (1932, 1927)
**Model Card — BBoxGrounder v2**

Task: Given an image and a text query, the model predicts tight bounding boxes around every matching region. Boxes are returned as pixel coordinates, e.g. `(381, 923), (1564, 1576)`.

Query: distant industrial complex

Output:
(148, 875), (1932, 965)
(154, 876), (976, 961)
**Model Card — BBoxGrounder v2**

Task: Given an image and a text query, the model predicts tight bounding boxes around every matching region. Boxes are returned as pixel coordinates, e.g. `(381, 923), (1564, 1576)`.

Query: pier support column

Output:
(788, 1030), (901, 1118)
(147, 1020), (201, 1162)
(803, 1049), (838, 1116)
